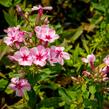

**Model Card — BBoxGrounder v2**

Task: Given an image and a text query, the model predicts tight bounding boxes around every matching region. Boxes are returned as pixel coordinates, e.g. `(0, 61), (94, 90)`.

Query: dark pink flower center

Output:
(56, 50), (62, 57)
(11, 37), (15, 41)
(45, 35), (52, 40)
(38, 8), (43, 16)
(16, 82), (22, 89)
(36, 53), (43, 61)
(22, 55), (28, 61)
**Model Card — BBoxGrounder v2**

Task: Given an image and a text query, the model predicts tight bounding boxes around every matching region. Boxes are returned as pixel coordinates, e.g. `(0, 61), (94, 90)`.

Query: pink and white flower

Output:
(47, 48), (58, 65)
(30, 45), (48, 67)
(9, 47), (32, 66)
(9, 77), (31, 97)
(4, 26), (25, 46)
(82, 54), (95, 64)
(48, 46), (70, 65)
(35, 25), (59, 43)
(32, 5), (52, 16)
(82, 54), (95, 70)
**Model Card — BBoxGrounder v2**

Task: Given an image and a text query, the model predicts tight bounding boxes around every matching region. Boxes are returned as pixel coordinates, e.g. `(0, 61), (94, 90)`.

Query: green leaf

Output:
(70, 104), (77, 109)
(82, 39), (89, 53)
(89, 86), (96, 100)
(0, 0), (12, 7)
(0, 79), (8, 91)
(41, 68), (52, 74)
(66, 90), (77, 101)
(38, 97), (62, 108)
(3, 10), (17, 26)
(13, 0), (21, 5)
(0, 45), (9, 60)
(5, 87), (13, 94)
(83, 91), (89, 99)
(82, 83), (87, 93)
(58, 88), (72, 104)
(90, 94), (95, 100)
(8, 101), (29, 109)
(92, 3), (105, 12)
(28, 89), (37, 109)
(73, 44), (80, 63)
(89, 86), (96, 94)
(71, 27), (83, 43)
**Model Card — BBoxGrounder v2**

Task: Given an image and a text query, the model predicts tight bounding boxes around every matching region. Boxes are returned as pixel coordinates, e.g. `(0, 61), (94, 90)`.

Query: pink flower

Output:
(30, 45), (48, 67)
(4, 26), (25, 46)
(9, 77), (31, 97)
(32, 5), (52, 16)
(10, 47), (33, 66)
(82, 54), (95, 63)
(48, 46), (70, 65)
(103, 55), (109, 66)
(35, 25), (59, 43)
(82, 54), (95, 70)
(47, 48), (58, 65)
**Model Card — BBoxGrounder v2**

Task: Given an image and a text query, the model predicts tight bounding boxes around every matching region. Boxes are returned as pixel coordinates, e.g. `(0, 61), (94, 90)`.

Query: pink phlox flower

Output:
(103, 55), (109, 66)
(10, 47), (33, 66)
(30, 45), (48, 67)
(48, 46), (70, 65)
(32, 5), (52, 16)
(82, 54), (96, 64)
(82, 54), (95, 70)
(9, 77), (31, 97)
(4, 26), (25, 46)
(47, 48), (58, 66)
(35, 25), (59, 43)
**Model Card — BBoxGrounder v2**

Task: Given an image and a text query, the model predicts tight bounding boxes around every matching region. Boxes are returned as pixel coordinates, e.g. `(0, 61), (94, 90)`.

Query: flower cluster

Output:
(35, 25), (59, 43)
(6, 25), (70, 67)
(4, 26), (25, 48)
(82, 54), (109, 82)
(4, 5), (70, 97)
(9, 77), (31, 96)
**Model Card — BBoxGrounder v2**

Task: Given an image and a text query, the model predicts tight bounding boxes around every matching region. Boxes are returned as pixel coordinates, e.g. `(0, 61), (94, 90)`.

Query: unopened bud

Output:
(16, 5), (22, 13)
(82, 71), (91, 77)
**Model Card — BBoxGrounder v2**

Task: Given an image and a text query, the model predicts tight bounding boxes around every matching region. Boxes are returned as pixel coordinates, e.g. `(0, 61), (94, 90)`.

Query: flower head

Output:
(82, 54), (95, 64)
(9, 47), (32, 66)
(4, 26), (25, 47)
(48, 46), (70, 65)
(82, 54), (95, 70)
(30, 45), (48, 67)
(9, 77), (31, 97)
(35, 25), (59, 43)
(32, 5), (52, 16)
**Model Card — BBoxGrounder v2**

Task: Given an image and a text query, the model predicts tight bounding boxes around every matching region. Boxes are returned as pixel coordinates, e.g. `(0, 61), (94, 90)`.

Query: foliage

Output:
(0, 0), (109, 109)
